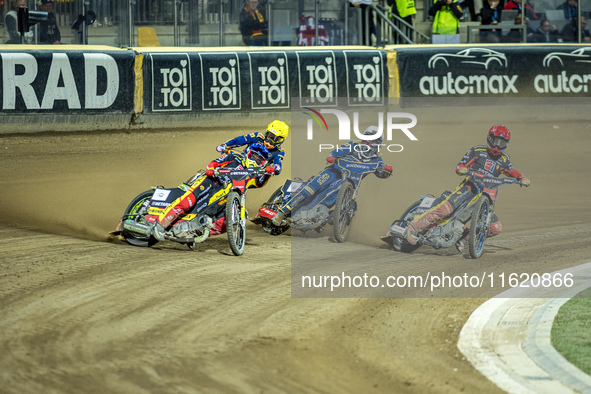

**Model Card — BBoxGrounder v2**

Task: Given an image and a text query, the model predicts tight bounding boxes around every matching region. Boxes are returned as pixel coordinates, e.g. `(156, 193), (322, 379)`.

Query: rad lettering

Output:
(1, 52), (119, 110)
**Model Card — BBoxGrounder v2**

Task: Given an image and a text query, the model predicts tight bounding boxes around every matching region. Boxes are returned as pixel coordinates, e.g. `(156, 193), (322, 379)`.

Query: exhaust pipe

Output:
(121, 219), (151, 235)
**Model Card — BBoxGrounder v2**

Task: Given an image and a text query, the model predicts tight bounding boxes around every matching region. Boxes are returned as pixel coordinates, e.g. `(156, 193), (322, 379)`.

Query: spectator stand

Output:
(374, 2), (431, 44)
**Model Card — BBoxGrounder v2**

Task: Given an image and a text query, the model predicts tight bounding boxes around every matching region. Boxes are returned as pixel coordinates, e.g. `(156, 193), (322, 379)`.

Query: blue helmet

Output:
(245, 143), (269, 166)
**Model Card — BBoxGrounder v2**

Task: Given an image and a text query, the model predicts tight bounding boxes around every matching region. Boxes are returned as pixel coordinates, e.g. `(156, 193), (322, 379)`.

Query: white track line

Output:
(458, 262), (591, 394)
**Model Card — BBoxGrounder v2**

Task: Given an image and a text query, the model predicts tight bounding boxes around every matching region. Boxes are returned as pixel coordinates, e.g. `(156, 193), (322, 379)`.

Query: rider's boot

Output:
(455, 238), (465, 253)
(489, 220), (502, 237)
(404, 201), (453, 245)
(404, 222), (419, 245)
(455, 228), (469, 253)
(455, 235), (467, 253)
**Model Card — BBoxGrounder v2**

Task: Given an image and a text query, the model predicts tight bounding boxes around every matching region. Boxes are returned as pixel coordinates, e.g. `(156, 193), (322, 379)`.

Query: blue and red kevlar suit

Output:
(157, 152), (271, 228)
(223, 132), (285, 174)
(277, 142), (390, 216)
(410, 145), (527, 237)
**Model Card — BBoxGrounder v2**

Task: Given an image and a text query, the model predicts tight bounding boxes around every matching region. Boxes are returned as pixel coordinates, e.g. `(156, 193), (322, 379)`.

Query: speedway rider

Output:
(216, 120), (289, 176)
(149, 143), (272, 241)
(399, 125), (531, 252)
(272, 126), (393, 226)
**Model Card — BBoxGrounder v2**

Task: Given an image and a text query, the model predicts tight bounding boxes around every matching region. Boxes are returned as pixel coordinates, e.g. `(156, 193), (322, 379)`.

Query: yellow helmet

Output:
(263, 120), (289, 149)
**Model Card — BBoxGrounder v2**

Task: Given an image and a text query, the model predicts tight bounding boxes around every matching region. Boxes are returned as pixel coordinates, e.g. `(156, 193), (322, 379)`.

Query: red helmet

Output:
(487, 125), (510, 156)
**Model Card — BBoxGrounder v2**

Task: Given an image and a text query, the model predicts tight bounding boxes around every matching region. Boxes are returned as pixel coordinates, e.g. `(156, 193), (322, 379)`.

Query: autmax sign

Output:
(0, 50), (135, 112)
(396, 46), (591, 97)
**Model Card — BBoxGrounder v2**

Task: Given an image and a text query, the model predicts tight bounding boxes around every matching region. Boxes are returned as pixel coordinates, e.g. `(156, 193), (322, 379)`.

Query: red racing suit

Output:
(409, 145), (526, 237)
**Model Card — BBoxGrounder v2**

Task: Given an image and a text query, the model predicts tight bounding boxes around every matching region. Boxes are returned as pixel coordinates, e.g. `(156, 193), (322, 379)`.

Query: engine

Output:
(173, 215), (213, 239)
(425, 219), (464, 249)
(291, 205), (330, 231)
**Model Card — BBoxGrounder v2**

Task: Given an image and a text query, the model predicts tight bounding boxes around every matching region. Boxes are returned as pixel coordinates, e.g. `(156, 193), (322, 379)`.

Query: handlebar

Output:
(327, 156), (393, 176)
(205, 166), (275, 178)
(466, 169), (528, 187)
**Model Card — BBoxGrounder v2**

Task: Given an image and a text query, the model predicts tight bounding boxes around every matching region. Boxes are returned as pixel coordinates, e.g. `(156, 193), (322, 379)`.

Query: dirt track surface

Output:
(1, 121), (590, 393)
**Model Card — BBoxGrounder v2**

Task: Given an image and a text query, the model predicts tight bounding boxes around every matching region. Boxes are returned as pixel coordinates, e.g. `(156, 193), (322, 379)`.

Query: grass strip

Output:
(551, 286), (591, 375)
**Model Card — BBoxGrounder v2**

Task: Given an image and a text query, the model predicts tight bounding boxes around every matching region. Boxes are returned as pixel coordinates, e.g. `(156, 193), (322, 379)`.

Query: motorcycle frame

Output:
(412, 172), (517, 249)
(281, 157), (379, 229)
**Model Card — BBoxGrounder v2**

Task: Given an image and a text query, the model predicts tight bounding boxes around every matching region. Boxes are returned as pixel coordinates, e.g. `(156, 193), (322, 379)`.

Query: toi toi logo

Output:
(352, 57), (381, 100)
(306, 57), (335, 104)
(257, 58), (287, 106)
(159, 59), (189, 108)
(208, 59), (238, 107)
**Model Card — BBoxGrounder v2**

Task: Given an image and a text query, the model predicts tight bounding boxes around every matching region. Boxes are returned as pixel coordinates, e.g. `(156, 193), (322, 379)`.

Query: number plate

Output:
(419, 196), (436, 208)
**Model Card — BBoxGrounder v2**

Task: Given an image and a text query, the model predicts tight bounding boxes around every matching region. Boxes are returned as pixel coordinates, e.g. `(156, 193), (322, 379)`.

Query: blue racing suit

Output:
(278, 141), (391, 216)
(222, 132), (285, 174)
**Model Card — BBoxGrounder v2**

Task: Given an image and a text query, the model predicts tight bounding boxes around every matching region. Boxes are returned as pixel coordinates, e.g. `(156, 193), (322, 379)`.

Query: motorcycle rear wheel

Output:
(468, 196), (491, 259)
(226, 191), (245, 256)
(333, 182), (355, 243)
(390, 200), (422, 253)
(122, 190), (157, 247)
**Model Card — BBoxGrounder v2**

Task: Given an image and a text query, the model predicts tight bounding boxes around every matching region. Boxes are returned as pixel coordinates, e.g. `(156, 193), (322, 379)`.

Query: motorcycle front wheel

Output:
(468, 196), (491, 259)
(226, 191), (245, 256)
(333, 182), (355, 243)
(122, 190), (157, 247)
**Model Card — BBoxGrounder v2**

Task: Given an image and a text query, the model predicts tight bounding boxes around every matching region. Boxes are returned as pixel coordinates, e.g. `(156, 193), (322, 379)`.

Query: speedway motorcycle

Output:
(252, 154), (392, 243)
(381, 170), (527, 259)
(110, 150), (274, 256)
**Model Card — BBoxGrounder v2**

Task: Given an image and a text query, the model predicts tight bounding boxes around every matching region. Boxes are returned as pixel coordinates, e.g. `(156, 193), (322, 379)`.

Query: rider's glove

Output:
(273, 164), (282, 175)
(376, 165), (393, 178)
(457, 166), (468, 176)
(216, 144), (226, 153)
(520, 177), (531, 187)
(265, 166), (275, 174)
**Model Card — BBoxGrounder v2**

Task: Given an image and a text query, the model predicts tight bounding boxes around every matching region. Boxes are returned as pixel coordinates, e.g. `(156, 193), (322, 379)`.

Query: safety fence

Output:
(0, 44), (589, 133)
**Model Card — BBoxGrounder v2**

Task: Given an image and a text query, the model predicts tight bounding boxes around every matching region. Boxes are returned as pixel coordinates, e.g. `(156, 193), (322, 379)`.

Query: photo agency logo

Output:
(303, 107), (418, 152)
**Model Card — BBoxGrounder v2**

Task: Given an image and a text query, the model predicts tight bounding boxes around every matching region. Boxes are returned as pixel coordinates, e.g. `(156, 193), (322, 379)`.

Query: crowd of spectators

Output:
(474, 0), (590, 42)
(2, 0), (590, 45)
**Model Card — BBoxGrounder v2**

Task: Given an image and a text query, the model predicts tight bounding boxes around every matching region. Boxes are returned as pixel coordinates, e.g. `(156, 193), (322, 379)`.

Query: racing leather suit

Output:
(222, 133), (285, 175)
(156, 152), (271, 228)
(277, 142), (391, 217)
(407, 145), (527, 239)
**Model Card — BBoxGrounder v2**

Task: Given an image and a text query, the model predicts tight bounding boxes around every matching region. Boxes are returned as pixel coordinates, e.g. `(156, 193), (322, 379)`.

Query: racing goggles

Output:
(264, 131), (285, 145)
(247, 150), (266, 166)
(489, 136), (508, 149)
